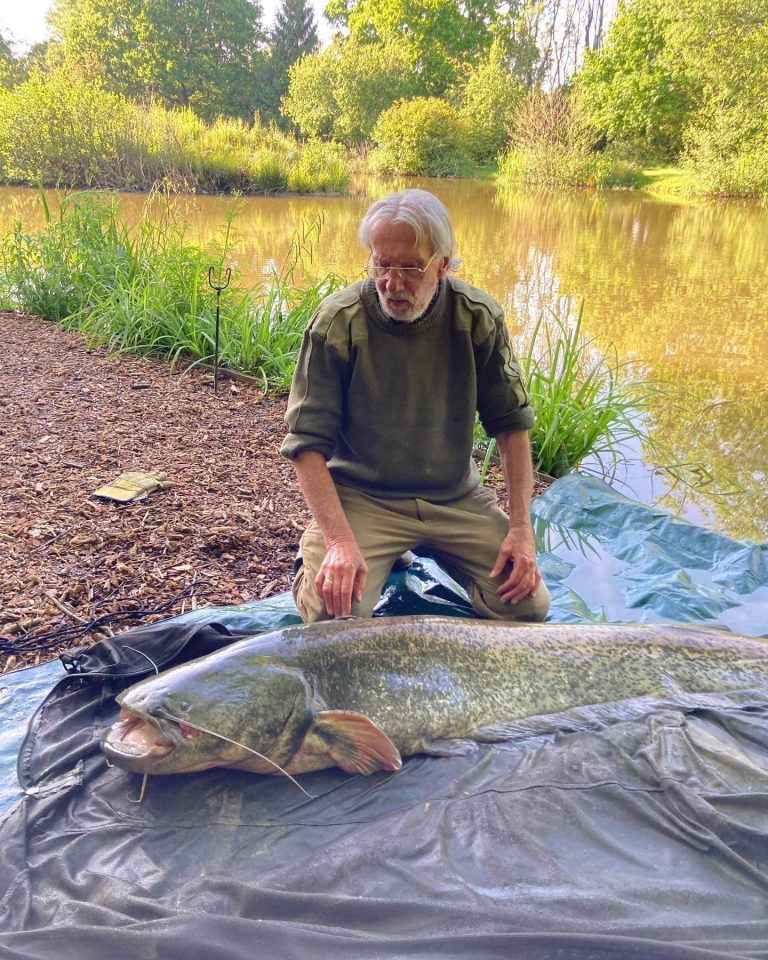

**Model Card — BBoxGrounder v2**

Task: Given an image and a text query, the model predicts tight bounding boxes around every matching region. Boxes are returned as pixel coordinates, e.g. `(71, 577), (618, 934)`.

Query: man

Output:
(281, 188), (550, 623)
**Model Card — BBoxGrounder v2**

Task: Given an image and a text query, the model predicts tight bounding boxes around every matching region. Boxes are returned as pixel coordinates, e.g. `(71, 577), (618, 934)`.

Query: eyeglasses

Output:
(365, 250), (438, 281)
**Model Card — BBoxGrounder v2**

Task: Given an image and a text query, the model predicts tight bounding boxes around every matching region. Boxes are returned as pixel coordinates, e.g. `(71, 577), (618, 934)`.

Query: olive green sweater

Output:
(281, 277), (533, 503)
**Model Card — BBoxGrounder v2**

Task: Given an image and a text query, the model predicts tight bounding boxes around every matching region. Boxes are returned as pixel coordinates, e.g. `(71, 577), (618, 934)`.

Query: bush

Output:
(282, 39), (417, 144)
(369, 97), (471, 176)
(682, 107), (768, 199)
(455, 43), (525, 164)
(0, 73), (132, 187)
(498, 89), (632, 188)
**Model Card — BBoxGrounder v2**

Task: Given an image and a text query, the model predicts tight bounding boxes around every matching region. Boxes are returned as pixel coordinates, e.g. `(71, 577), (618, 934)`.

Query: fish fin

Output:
(420, 738), (479, 757)
(313, 710), (402, 775)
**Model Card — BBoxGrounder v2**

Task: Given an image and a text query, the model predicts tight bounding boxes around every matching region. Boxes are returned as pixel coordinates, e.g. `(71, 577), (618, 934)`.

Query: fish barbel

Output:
(101, 617), (768, 777)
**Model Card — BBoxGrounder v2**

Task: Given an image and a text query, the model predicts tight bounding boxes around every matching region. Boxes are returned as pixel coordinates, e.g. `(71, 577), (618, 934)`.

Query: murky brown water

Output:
(2, 179), (766, 541)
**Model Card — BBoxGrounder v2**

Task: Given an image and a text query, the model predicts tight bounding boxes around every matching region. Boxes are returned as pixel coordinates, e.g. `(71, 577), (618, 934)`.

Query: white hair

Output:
(358, 189), (462, 271)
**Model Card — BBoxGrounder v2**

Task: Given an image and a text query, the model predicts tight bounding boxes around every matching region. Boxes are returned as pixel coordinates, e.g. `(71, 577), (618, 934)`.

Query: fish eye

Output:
(178, 700), (191, 712)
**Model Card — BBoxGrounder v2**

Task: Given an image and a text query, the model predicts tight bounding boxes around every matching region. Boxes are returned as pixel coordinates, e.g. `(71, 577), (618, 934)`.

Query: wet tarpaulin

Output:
(2, 475), (768, 960)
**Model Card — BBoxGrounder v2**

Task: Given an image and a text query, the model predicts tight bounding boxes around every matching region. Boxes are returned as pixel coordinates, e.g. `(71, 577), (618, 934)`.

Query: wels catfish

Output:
(102, 616), (768, 778)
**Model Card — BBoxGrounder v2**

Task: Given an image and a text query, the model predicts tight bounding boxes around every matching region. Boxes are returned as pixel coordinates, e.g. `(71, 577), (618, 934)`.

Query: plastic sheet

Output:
(3, 475), (768, 960)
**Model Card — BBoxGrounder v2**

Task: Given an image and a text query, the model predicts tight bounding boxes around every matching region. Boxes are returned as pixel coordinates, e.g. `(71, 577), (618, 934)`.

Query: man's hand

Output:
(490, 523), (542, 605)
(316, 536), (369, 618)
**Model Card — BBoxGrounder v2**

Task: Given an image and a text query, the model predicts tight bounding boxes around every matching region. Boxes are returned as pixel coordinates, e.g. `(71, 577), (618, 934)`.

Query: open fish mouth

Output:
(103, 708), (202, 767)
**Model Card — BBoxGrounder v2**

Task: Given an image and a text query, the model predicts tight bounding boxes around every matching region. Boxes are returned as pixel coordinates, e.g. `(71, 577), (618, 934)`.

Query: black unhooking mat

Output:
(4, 617), (768, 960)
(3, 476), (768, 960)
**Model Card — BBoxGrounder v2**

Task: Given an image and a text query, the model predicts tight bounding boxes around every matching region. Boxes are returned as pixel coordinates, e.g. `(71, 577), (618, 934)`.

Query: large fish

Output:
(102, 616), (768, 777)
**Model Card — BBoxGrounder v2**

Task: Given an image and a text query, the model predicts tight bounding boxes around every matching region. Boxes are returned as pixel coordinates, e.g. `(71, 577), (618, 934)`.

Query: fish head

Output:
(102, 656), (318, 775)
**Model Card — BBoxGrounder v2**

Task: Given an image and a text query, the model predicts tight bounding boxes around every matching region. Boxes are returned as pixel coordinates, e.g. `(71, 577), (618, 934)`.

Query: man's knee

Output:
(468, 579), (551, 623)
(292, 565), (326, 623)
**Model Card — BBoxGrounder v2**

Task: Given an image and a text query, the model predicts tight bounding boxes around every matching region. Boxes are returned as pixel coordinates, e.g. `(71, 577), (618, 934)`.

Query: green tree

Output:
(48, 0), (267, 121)
(282, 37), (418, 141)
(346, 0), (495, 94)
(0, 31), (25, 88)
(454, 41), (526, 163)
(264, 0), (319, 122)
(490, 4), (543, 87)
(576, 0), (694, 161)
(667, 0), (768, 195)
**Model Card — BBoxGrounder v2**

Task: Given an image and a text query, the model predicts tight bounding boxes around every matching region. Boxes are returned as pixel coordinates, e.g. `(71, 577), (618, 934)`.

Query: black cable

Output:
(0, 584), (212, 656)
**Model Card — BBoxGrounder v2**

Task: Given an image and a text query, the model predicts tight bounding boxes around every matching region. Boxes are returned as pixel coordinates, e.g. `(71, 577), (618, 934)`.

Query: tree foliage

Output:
(272, 0), (318, 63)
(369, 96), (471, 175)
(575, 0), (768, 193)
(47, 0), (267, 121)
(576, 0), (694, 161)
(0, 31), (25, 89)
(454, 41), (526, 163)
(346, 0), (495, 94)
(264, 0), (319, 122)
(282, 38), (418, 141)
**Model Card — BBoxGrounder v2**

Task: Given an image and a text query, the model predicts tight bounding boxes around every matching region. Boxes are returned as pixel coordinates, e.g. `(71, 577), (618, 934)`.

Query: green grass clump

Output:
(475, 306), (665, 481)
(0, 191), (347, 391)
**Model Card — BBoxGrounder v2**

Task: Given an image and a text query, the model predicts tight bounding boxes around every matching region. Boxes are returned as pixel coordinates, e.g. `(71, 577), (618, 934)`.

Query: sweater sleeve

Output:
(475, 312), (534, 436)
(280, 326), (348, 461)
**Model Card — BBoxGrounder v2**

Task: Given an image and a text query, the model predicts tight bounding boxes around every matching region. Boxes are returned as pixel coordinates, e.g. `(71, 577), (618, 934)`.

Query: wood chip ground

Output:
(1, 311), (547, 673)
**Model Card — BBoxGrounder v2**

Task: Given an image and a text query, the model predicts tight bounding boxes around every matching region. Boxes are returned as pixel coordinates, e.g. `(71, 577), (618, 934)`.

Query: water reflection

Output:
(1, 180), (766, 541)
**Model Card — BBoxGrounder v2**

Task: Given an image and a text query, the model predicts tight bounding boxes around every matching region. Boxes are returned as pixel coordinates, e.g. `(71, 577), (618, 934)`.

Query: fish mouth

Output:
(102, 708), (202, 771)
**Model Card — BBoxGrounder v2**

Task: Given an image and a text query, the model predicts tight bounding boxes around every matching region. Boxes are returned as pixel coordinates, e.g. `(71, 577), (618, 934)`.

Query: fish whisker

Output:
(154, 708), (315, 800)
(128, 772), (149, 804)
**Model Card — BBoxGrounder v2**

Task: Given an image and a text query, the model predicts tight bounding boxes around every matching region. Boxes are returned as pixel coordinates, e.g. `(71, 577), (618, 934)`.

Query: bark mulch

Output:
(1, 312), (308, 673)
(1, 311), (547, 674)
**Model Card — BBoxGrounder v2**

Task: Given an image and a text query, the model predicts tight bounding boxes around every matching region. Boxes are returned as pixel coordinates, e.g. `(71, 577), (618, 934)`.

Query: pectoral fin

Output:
(311, 710), (402, 775)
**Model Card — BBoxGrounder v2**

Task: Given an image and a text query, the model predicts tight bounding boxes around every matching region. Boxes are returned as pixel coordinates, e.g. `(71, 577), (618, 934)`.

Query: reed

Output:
(475, 306), (666, 481)
(0, 191), (347, 391)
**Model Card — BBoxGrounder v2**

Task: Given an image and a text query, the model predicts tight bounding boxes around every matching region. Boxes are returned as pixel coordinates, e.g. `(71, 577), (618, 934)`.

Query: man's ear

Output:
(436, 256), (451, 279)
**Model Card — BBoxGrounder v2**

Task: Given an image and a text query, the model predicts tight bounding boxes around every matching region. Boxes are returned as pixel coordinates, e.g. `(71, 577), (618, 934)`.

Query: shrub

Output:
(455, 43), (525, 164)
(498, 89), (615, 188)
(0, 73), (132, 188)
(682, 107), (768, 199)
(282, 39), (417, 144)
(369, 97), (471, 176)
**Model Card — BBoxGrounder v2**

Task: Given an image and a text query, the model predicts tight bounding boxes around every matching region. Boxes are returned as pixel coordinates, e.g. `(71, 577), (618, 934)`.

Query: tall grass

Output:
(0, 73), (350, 195)
(475, 306), (666, 481)
(0, 191), (347, 391)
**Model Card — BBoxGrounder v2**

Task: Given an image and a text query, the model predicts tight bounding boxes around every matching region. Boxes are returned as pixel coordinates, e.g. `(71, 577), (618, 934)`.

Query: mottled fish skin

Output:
(103, 617), (768, 775)
(238, 618), (768, 752)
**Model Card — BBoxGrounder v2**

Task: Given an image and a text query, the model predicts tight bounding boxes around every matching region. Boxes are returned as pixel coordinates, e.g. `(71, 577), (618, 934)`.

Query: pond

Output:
(1, 178), (766, 543)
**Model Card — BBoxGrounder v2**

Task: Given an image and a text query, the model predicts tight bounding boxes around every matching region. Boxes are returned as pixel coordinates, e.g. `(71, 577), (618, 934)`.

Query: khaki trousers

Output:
(292, 484), (551, 623)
